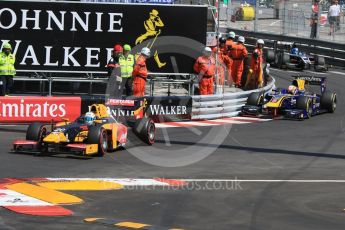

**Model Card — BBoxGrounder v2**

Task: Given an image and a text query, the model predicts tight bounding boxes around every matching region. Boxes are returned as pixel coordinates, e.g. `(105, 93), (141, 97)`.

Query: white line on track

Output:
(329, 70), (345, 76)
(305, 70), (327, 75)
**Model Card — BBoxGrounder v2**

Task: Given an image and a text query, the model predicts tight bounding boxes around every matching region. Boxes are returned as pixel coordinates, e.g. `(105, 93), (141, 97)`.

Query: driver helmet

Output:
(291, 47), (299, 55)
(85, 112), (96, 125)
(288, 85), (298, 95)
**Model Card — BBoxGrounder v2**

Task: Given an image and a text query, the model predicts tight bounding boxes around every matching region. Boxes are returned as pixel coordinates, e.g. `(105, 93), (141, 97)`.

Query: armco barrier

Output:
(191, 78), (275, 120)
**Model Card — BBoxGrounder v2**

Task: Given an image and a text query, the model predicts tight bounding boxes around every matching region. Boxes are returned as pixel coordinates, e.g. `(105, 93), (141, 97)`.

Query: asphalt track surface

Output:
(1, 67), (345, 230)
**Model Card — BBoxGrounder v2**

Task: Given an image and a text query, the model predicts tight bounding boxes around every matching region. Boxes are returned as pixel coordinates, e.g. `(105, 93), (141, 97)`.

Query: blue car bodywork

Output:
(241, 76), (336, 119)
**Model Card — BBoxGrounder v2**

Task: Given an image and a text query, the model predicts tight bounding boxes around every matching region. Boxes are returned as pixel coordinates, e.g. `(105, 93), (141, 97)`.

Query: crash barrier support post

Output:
(191, 78), (275, 120)
(221, 28), (345, 68)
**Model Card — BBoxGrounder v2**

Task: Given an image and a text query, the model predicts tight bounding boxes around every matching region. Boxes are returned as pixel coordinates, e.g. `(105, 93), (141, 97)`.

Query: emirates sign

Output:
(0, 96), (81, 122)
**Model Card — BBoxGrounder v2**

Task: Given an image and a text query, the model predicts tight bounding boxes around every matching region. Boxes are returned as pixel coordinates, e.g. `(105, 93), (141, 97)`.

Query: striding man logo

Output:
(135, 9), (166, 68)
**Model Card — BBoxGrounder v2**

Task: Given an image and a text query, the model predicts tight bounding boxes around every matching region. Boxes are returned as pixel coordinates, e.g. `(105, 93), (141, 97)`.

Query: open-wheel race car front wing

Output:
(12, 140), (99, 156)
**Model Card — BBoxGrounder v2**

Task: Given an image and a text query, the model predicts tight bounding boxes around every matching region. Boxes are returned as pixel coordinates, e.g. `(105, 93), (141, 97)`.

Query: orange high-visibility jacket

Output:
(193, 56), (216, 77)
(132, 55), (148, 78)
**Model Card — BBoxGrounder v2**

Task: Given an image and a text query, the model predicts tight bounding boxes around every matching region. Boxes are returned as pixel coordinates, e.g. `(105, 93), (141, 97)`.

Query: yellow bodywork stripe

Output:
(85, 144), (99, 155)
(6, 182), (83, 205)
(115, 222), (150, 229)
(37, 180), (124, 191)
(74, 131), (88, 142)
(266, 96), (288, 108)
(84, 218), (104, 222)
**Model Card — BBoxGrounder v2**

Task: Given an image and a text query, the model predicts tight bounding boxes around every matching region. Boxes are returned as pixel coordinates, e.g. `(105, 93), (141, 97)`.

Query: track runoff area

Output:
(0, 68), (344, 229)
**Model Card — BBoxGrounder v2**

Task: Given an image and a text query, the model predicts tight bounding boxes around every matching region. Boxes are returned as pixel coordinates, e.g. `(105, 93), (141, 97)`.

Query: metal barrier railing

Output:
(191, 77), (275, 120)
(13, 76), (108, 96)
(148, 73), (196, 96)
(13, 71), (197, 96)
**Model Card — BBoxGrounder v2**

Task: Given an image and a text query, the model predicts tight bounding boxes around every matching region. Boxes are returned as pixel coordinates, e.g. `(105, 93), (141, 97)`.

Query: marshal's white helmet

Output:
(238, 36), (245, 43)
(204, 47), (212, 56)
(141, 47), (151, 57)
(85, 112), (96, 125)
(257, 39), (265, 45)
(228, 31), (236, 39)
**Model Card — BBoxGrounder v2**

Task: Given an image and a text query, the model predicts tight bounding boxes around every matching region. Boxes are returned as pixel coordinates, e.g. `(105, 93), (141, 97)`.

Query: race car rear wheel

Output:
(87, 125), (108, 156)
(314, 55), (325, 66)
(314, 55), (326, 71)
(275, 52), (289, 68)
(296, 96), (313, 118)
(134, 118), (156, 145)
(26, 122), (47, 142)
(321, 91), (337, 113)
(247, 92), (264, 106)
(281, 53), (290, 66)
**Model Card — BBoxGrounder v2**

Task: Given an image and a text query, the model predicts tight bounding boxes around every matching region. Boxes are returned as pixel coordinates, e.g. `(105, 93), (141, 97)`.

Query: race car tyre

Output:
(247, 92), (264, 106)
(314, 55), (326, 71)
(296, 96), (313, 118)
(266, 49), (275, 64)
(282, 53), (290, 66)
(87, 125), (108, 156)
(275, 52), (288, 68)
(321, 91), (337, 113)
(134, 118), (156, 145)
(26, 122), (47, 142)
(314, 55), (325, 66)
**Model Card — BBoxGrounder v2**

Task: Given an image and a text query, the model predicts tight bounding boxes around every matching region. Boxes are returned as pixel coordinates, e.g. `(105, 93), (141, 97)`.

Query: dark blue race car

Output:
(241, 76), (337, 119)
(266, 41), (327, 72)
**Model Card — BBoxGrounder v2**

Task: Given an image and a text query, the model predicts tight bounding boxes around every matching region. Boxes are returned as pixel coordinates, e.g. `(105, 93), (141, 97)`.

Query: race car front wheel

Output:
(26, 122), (47, 142)
(247, 92), (264, 106)
(88, 125), (108, 156)
(296, 96), (313, 118)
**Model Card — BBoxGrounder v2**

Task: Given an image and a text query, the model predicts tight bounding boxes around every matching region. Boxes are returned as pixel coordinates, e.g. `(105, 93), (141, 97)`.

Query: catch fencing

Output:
(222, 0), (345, 44)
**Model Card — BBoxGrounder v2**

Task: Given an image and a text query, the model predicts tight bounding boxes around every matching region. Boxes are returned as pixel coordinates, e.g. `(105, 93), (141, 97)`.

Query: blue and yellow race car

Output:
(241, 76), (337, 119)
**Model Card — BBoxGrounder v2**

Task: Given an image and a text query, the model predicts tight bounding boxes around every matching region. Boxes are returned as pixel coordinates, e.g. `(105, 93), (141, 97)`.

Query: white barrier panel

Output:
(191, 78), (275, 120)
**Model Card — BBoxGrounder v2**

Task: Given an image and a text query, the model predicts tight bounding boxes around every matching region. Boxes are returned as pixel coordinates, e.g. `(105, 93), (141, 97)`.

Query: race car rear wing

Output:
(293, 75), (326, 93)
